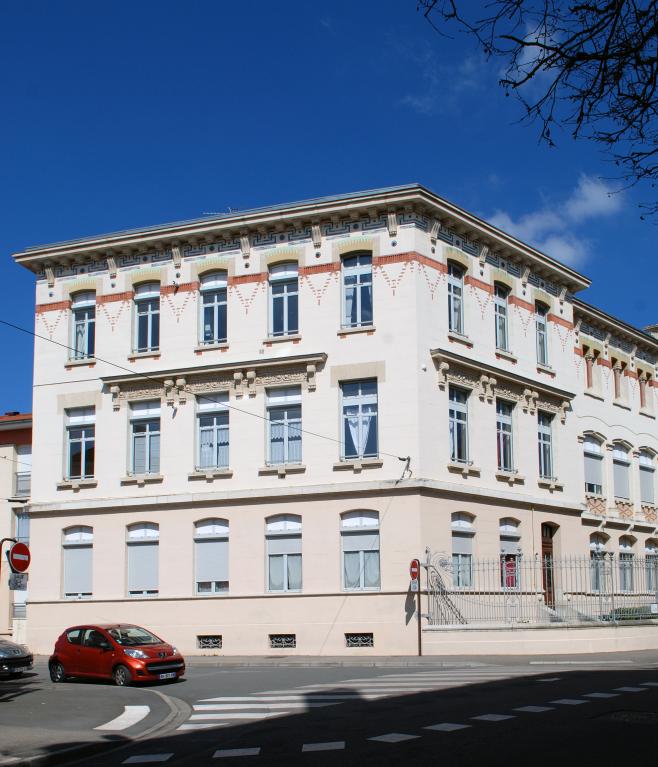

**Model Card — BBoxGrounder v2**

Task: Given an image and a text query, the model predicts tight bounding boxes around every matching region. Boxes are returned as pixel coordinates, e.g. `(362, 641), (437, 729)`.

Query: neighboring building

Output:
(0, 413), (31, 642)
(12, 184), (658, 655)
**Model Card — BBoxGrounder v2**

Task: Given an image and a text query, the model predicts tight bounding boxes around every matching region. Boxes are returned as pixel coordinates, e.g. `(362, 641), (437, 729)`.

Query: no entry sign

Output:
(8, 542), (31, 573)
(409, 559), (420, 581)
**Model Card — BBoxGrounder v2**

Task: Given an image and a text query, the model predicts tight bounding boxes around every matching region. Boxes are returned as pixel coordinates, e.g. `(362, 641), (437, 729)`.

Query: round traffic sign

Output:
(409, 559), (420, 580)
(8, 542), (30, 573)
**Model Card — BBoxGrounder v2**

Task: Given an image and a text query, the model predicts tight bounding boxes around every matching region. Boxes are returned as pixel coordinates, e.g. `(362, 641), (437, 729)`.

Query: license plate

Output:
(13, 667), (29, 673)
(159, 672), (176, 680)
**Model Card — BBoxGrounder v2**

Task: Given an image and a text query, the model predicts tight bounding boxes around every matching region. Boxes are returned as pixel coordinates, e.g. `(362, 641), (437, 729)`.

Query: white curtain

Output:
(363, 551), (380, 588)
(287, 554), (302, 590)
(268, 555), (284, 591)
(344, 551), (361, 589)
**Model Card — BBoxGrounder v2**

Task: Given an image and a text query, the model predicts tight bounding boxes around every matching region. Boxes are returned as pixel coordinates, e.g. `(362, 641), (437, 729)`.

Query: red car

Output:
(48, 624), (185, 686)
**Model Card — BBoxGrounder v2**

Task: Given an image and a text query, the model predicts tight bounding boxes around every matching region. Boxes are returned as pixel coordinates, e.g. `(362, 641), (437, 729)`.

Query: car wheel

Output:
(49, 662), (66, 683)
(113, 664), (132, 687)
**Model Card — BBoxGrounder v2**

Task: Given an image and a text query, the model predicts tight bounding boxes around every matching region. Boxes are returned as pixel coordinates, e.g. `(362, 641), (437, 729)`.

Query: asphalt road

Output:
(1, 653), (658, 766)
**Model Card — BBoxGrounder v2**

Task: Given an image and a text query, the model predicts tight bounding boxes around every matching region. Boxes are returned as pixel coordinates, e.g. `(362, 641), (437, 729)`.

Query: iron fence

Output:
(423, 549), (658, 628)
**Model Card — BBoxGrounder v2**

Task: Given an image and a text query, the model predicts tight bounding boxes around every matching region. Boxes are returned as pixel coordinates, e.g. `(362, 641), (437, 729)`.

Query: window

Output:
(341, 380), (378, 460)
(590, 533), (607, 592)
(267, 387), (302, 465)
(14, 445), (31, 496)
(197, 393), (229, 470)
(494, 284), (509, 351)
(500, 518), (521, 589)
(451, 512), (474, 588)
(341, 511), (380, 591)
(535, 302), (549, 365)
(646, 541), (658, 592)
(126, 523), (159, 596)
(447, 262), (464, 334)
(194, 519), (229, 594)
(130, 401), (160, 475)
(71, 291), (95, 360)
(342, 252), (373, 328)
(619, 536), (634, 592)
(199, 271), (227, 345)
(62, 526), (93, 599)
(584, 436), (604, 495)
(449, 386), (469, 463)
(639, 450), (655, 505)
(612, 444), (631, 499)
(537, 412), (554, 479)
(496, 400), (514, 472)
(133, 282), (160, 353)
(269, 263), (298, 337)
(266, 515), (302, 592)
(65, 407), (95, 480)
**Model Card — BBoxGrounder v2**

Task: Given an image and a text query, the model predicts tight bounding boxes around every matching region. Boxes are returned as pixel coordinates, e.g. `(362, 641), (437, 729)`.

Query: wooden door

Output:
(541, 524), (555, 608)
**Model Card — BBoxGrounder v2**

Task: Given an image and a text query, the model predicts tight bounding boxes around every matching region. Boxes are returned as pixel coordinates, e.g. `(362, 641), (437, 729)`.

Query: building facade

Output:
(0, 413), (32, 641)
(13, 185), (658, 655)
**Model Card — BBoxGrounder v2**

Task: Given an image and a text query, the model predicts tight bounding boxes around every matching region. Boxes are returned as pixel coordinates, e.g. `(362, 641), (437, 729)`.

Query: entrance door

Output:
(541, 524), (556, 608)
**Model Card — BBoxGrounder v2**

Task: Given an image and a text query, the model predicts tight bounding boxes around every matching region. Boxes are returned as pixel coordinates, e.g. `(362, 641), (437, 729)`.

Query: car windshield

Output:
(106, 627), (163, 646)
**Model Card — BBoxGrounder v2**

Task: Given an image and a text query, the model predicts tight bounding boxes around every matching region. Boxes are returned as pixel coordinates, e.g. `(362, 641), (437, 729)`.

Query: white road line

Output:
(536, 678), (561, 682)
(95, 705), (150, 731)
(514, 706), (554, 713)
(615, 686), (648, 692)
(424, 723), (471, 732)
(193, 702), (339, 711)
(471, 714), (515, 722)
(213, 749), (261, 758)
(177, 723), (226, 731)
(551, 699), (588, 705)
(301, 742), (346, 752)
(584, 693), (619, 699)
(189, 712), (280, 721)
(201, 695), (372, 703)
(641, 682), (658, 686)
(123, 756), (173, 765)
(369, 733), (420, 743)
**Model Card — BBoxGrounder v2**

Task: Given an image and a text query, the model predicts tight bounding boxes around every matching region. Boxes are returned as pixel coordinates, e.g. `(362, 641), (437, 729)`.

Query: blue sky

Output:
(1, 0), (656, 413)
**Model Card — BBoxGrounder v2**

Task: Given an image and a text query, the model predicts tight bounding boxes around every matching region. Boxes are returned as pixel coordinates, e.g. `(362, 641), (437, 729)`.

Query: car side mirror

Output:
(99, 641), (111, 650)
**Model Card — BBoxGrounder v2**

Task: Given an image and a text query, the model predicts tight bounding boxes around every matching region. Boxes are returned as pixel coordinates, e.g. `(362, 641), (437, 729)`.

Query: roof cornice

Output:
(573, 299), (658, 352)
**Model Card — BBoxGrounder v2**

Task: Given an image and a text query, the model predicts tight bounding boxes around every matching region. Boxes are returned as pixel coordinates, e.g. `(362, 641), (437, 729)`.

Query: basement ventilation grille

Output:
(269, 634), (296, 649)
(345, 633), (374, 648)
(197, 635), (222, 649)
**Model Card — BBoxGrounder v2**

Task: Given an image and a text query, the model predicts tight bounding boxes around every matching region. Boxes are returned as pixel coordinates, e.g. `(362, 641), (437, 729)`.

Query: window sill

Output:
(194, 342), (229, 354)
(639, 408), (656, 419)
(128, 351), (161, 361)
(584, 388), (604, 401)
(613, 398), (631, 411)
(57, 478), (98, 491)
(120, 474), (164, 487)
(495, 471), (525, 486)
(447, 461), (480, 477)
(495, 349), (518, 364)
(447, 331), (473, 348)
(263, 334), (302, 345)
(536, 363), (555, 376)
(65, 357), (96, 369)
(258, 464), (306, 478)
(333, 458), (383, 473)
(337, 325), (375, 337)
(188, 469), (233, 481)
(538, 478), (564, 492)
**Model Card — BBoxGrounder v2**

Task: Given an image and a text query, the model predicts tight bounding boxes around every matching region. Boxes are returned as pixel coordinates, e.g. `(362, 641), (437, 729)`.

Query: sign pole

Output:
(409, 558), (422, 657)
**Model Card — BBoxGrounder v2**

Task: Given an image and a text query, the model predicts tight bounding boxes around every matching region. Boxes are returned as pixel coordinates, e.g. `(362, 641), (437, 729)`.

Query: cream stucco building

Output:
(12, 185), (658, 656)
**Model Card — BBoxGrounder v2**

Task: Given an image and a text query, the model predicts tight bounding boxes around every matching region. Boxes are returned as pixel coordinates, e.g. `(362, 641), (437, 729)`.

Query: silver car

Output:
(0, 639), (33, 678)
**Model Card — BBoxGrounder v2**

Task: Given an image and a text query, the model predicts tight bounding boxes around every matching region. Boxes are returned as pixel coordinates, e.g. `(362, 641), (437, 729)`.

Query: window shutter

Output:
(267, 534), (302, 555)
(342, 531), (379, 553)
(128, 542), (158, 591)
(149, 432), (160, 473)
(63, 545), (92, 595)
(613, 461), (630, 498)
(133, 434), (146, 474)
(451, 533), (473, 555)
(500, 538), (519, 555)
(640, 466), (655, 504)
(196, 538), (228, 582)
(584, 454), (602, 487)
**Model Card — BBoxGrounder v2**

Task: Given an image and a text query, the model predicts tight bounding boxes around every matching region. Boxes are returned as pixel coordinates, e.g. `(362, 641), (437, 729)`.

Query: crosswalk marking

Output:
(123, 757), (173, 765)
(213, 749), (261, 758)
(424, 723), (471, 732)
(471, 714), (515, 722)
(615, 686), (648, 692)
(301, 742), (346, 752)
(194, 703), (340, 711)
(584, 693), (619, 699)
(369, 733), (419, 743)
(551, 699), (588, 705)
(189, 713), (281, 721)
(514, 706), (554, 713)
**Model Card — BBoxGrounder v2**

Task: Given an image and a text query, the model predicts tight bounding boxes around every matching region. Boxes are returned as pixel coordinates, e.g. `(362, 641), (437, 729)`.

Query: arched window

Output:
(646, 539), (658, 592)
(639, 449), (655, 505)
(494, 283), (510, 351)
(583, 435), (604, 495)
(499, 518), (521, 589)
(341, 511), (380, 591)
(133, 282), (160, 353)
(613, 443), (631, 500)
(589, 532), (608, 591)
(62, 526), (93, 599)
(269, 263), (298, 337)
(71, 291), (96, 360)
(126, 523), (159, 597)
(194, 518), (229, 594)
(266, 515), (302, 592)
(451, 512), (474, 588)
(199, 271), (228, 345)
(341, 252), (372, 329)
(447, 262), (464, 334)
(535, 302), (549, 365)
(619, 535), (635, 592)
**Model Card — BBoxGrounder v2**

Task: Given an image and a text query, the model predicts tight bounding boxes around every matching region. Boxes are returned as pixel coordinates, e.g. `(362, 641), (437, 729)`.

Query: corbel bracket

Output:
(387, 210), (398, 238)
(311, 222), (322, 249)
